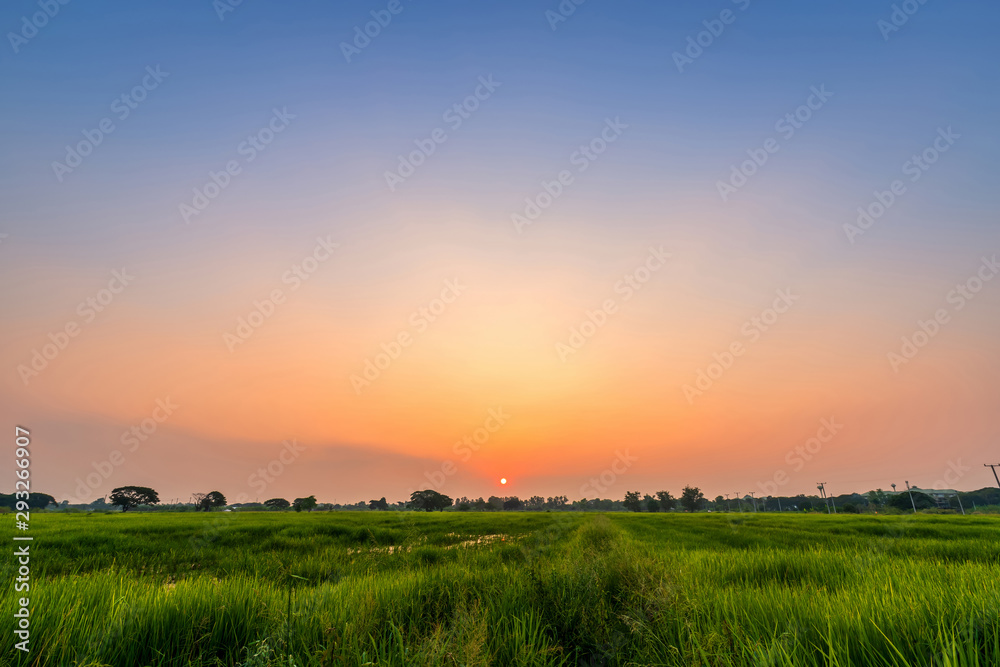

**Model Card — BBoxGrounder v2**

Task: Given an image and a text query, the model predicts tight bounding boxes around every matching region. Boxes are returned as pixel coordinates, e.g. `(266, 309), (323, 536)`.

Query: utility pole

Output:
(817, 483), (830, 514)
(777, 496), (782, 512)
(905, 480), (917, 513)
(724, 493), (732, 512)
(736, 493), (744, 513)
(985, 464), (1000, 489)
(749, 491), (758, 512)
(955, 493), (965, 516)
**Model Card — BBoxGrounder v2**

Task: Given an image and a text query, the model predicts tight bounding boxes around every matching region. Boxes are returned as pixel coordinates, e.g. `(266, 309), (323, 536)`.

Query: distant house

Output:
(902, 487), (960, 509)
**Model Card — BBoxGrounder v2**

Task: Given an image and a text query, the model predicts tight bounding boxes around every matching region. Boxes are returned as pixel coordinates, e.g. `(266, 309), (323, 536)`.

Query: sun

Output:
(500, 478), (507, 485)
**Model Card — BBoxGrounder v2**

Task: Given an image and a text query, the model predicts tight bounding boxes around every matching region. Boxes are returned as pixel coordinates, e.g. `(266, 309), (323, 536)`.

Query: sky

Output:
(2, 0), (999, 506)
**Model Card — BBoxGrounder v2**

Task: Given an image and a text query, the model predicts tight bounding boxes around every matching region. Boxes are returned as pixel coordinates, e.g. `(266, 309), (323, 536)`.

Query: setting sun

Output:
(500, 478), (507, 485)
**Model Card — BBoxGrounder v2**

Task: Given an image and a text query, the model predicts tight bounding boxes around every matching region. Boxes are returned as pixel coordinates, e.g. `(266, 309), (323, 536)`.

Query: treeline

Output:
(11, 486), (1000, 514)
(0, 492), (56, 510)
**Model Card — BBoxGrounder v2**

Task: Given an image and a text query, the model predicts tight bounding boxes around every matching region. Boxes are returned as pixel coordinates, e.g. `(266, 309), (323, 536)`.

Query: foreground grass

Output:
(2, 512), (998, 666)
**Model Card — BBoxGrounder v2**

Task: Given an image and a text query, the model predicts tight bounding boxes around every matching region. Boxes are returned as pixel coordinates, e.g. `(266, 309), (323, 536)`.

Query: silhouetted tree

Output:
(503, 496), (522, 511)
(368, 497), (390, 511)
(643, 494), (659, 512)
(264, 498), (290, 509)
(110, 486), (159, 512)
(409, 489), (453, 512)
(0, 493), (56, 510)
(545, 495), (569, 509)
(193, 491), (226, 511)
(680, 486), (705, 512)
(656, 490), (676, 512)
(525, 495), (546, 510)
(293, 495), (317, 512)
(623, 491), (642, 512)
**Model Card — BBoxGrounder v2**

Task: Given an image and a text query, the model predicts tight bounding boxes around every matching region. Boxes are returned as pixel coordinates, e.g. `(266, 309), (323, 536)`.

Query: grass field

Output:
(3, 511), (999, 666)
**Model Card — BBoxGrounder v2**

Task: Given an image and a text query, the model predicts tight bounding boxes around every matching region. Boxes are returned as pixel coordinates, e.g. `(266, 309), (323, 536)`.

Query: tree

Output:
(293, 495), (317, 512)
(888, 490), (934, 511)
(368, 497), (389, 511)
(524, 495), (546, 510)
(1, 493), (56, 510)
(206, 491), (226, 510)
(623, 491), (642, 512)
(713, 495), (725, 510)
(545, 495), (568, 510)
(409, 489), (453, 512)
(656, 490), (676, 512)
(643, 494), (659, 512)
(110, 486), (159, 512)
(680, 486), (705, 513)
(503, 496), (522, 511)
(264, 498), (290, 509)
(867, 489), (887, 508)
(193, 491), (226, 511)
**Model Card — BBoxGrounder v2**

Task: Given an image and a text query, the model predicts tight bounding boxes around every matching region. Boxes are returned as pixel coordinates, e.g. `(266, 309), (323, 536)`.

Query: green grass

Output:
(2, 512), (998, 666)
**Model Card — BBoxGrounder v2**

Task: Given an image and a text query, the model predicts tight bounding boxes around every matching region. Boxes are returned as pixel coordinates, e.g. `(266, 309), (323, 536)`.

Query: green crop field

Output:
(3, 511), (999, 666)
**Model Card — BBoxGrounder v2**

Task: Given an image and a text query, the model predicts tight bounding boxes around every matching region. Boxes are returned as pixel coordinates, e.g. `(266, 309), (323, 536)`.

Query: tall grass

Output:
(3, 512), (997, 666)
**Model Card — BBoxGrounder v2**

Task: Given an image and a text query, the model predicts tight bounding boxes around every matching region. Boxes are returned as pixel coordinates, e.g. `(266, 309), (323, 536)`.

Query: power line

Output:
(905, 480), (917, 513)
(985, 464), (1000, 489)
(816, 483), (830, 514)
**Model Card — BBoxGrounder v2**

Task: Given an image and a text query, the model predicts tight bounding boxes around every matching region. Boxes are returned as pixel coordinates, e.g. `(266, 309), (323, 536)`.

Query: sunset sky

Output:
(2, 0), (998, 505)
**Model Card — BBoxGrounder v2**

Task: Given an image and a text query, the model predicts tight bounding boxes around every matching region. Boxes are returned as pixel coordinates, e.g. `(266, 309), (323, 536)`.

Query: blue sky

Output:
(2, 0), (999, 502)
